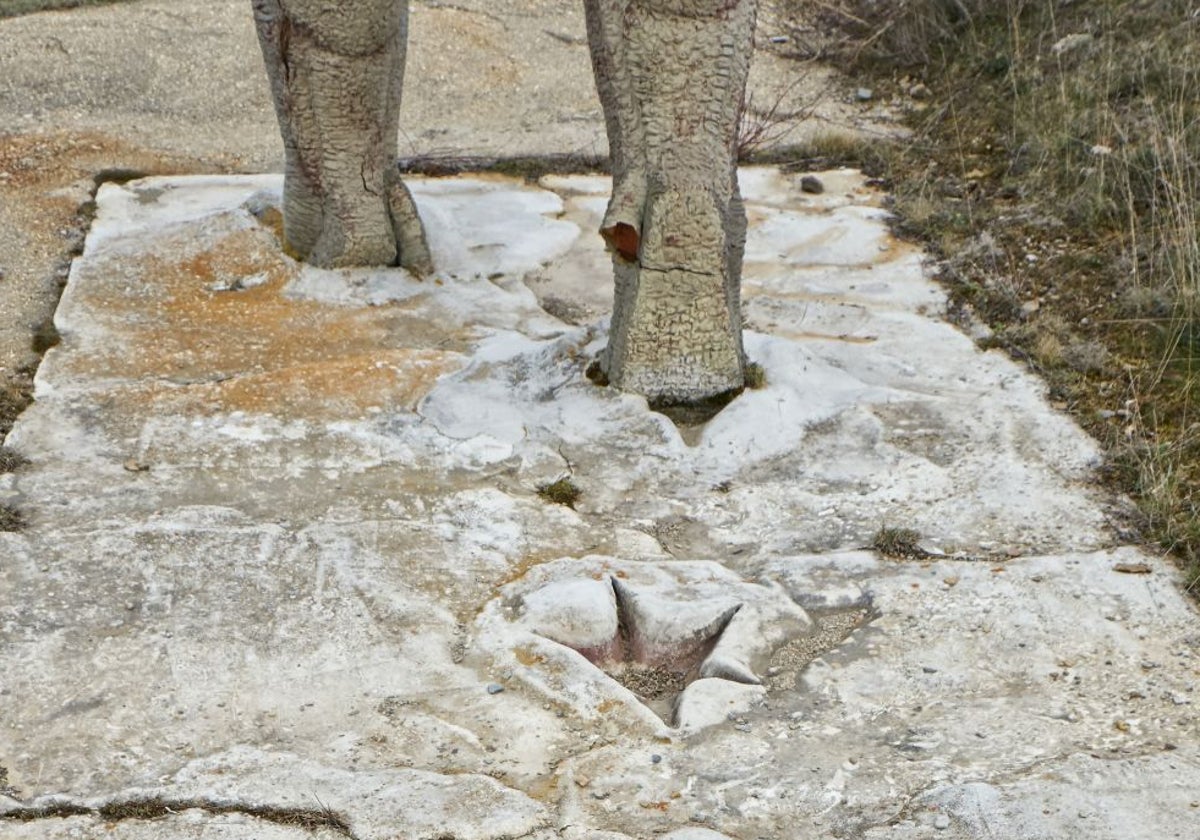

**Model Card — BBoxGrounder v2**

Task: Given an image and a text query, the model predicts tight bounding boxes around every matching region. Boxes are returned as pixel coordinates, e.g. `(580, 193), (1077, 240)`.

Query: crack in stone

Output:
(0, 798), (356, 838)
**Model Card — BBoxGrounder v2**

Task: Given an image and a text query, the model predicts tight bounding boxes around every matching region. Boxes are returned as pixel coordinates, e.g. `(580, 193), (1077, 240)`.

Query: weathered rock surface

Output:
(2, 168), (1197, 839)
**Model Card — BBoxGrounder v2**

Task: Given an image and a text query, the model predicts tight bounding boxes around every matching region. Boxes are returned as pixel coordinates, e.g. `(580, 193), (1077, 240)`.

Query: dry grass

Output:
(0, 504), (24, 532)
(870, 526), (927, 560)
(0, 447), (29, 472)
(782, 0), (992, 67)
(744, 362), (768, 390)
(783, 0), (1200, 591)
(0, 380), (31, 441)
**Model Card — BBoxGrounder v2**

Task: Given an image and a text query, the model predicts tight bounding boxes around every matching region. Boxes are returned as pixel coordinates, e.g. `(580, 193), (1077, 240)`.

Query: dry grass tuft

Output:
(871, 526), (926, 560)
(744, 362), (768, 390)
(0, 380), (32, 440)
(0, 504), (25, 532)
(0, 447), (29, 473)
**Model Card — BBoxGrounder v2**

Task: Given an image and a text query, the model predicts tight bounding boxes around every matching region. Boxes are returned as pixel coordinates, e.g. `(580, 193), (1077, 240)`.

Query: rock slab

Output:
(1, 169), (1198, 839)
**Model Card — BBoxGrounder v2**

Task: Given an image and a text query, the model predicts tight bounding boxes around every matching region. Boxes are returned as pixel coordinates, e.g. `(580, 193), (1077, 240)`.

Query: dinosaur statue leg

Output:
(252, 0), (432, 273)
(584, 0), (757, 405)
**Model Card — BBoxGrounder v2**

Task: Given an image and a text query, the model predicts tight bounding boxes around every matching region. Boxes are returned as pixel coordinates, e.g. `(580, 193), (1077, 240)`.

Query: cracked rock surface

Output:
(1, 169), (1199, 840)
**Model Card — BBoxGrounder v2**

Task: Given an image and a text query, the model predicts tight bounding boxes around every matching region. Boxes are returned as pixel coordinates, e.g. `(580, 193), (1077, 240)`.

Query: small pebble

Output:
(800, 175), (824, 194)
(651, 754), (662, 764)
(934, 814), (950, 830)
(486, 683), (504, 695)
(855, 87), (873, 102)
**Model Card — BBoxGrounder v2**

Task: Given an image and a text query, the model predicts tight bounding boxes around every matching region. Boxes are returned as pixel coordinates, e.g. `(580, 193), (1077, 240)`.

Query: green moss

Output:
(537, 477), (581, 509)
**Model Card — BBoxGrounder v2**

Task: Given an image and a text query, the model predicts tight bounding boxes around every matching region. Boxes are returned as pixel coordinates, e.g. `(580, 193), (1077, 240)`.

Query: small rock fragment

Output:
(934, 814), (951, 830)
(855, 88), (873, 102)
(800, 175), (825, 195)
(486, 683), (504, 695)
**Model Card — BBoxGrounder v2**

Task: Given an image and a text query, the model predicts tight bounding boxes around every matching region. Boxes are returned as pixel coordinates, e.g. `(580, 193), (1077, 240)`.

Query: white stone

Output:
(3, 169), (1198, 840)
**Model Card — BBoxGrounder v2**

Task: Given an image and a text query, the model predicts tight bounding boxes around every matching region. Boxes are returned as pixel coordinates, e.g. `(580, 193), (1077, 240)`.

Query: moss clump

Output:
(537, 477), (581, 509)
(744, 362), (767, 389)
(871, 526), (926, 560)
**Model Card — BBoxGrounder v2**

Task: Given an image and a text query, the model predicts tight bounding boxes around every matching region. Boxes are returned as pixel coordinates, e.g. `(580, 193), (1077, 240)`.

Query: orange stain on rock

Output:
(69, 226), (463, 420)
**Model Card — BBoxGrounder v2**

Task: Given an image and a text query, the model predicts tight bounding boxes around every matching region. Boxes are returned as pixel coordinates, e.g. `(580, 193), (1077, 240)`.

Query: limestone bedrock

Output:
(1, 169), (1198, 840)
